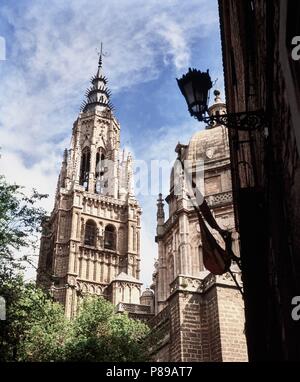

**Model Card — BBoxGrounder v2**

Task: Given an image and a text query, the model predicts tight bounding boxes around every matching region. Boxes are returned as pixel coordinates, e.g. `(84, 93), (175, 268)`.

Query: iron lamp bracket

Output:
(196, 109), (268, 131)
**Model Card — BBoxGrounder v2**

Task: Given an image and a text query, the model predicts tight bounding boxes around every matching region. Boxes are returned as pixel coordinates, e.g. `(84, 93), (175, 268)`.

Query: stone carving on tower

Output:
(37, 51), (143, 318)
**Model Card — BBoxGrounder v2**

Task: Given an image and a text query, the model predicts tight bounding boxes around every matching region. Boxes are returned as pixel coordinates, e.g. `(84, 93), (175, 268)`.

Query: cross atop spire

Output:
(96, 42), (109, 69)
(96, 42), (104, 69)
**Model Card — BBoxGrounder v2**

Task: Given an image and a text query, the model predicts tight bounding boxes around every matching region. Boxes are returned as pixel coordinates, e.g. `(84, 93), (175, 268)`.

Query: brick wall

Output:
(149, 305), (171, 362)
(216, 286), (248, 361)
(205, 287), (222, 361)
(168, 292), (182, 362)
(177, 293), (204, 361)
(149, 281), (247, 362)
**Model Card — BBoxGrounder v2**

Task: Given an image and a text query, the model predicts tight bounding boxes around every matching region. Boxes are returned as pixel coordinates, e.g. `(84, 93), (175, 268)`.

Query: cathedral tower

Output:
(149, 91), (248, 361)
(37, 53), (142, 318)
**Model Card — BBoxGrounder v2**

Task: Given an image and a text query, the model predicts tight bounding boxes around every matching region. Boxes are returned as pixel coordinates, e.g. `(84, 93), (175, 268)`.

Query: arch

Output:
(80, 147), (91, 190)
(95, 151), (106, 177)
(96, 286), (102, 295)
(84, 219), (97, 246)
(104, 224), (116, 250)
(82, 283), (88, 293)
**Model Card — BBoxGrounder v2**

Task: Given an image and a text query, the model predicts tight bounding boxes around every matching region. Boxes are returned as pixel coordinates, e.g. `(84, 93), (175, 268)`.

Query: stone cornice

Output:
(82, 193), (127, 208)
(109, 279), (143, 286)
(78, 245), (120, 259)
(157, 191), (233, 239)
(168, 272), (240, 297)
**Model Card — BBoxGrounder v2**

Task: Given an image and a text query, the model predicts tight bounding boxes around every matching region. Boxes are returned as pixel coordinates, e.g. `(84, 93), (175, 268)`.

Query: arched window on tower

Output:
(104, 224), (116, 250)
(95, 152), (106, 194)
(84, 220), (97, 246)
(80, 147), (91, 190)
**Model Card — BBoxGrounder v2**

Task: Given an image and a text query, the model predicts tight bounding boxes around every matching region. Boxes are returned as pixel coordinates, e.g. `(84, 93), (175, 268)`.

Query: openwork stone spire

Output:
(81, 45), (113, 112)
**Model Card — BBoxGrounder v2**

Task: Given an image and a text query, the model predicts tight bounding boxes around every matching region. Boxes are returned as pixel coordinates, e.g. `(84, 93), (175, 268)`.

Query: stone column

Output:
(68, 242), (77, 274)
(96, 259), (101, 283)
(81, 256), (87, 280)
(178, 213), (190, 275)
(88, 144), (96, 193)
(157, 241), (168, 313)
(65, 286), (73, 319)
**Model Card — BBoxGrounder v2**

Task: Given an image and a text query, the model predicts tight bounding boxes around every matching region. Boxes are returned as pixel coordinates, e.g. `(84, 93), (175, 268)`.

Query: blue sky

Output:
(0, 0), (224, 286)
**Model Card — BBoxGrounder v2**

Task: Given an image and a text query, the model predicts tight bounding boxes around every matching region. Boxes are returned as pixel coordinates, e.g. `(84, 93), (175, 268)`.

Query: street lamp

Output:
(176, 68), (259, 289)
(176, 68), (212, 118)
(177, 68), (267, 131)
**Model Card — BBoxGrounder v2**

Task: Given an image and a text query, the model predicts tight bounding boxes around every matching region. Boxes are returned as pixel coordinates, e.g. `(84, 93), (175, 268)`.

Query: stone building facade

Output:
(37, 56), (152, 319)
(148, 93), (248, 362)
(218, 0), (300, 360)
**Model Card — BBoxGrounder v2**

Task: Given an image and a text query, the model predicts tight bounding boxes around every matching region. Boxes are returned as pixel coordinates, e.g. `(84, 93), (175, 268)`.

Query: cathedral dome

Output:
(186, 90), (228, 162)
(140, 288), (154, 310)
(188, 128), (217, 161)
(141, 288), (154, 297)
(168, 91), (229, 195)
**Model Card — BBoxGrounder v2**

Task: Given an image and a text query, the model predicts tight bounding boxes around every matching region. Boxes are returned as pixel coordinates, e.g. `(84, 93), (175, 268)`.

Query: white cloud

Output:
(152, 13), (190, 71)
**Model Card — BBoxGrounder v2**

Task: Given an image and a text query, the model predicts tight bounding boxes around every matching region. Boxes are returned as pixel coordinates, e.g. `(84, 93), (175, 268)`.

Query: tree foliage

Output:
(0, 283), (150, 362)
(0, 175), (48, 280)
(65, 297), (150, 362)
(0, 276), (69, 362)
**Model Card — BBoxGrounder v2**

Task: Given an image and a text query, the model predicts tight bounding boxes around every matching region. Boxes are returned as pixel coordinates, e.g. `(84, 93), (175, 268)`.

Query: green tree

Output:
(65, 296), (150, 362)
(0, 277), (70, 362)
(0, 281), (150, 362)
(0, 174), (48, 281)
(0, 173), (61, 361)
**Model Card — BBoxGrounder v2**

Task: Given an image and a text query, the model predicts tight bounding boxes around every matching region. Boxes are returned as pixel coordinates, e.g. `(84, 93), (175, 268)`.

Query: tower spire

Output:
(157, 193), (165, 221)
(156, 193), (165, 236)
(80, 43), (113, 113)
(98, 42), (103, 69)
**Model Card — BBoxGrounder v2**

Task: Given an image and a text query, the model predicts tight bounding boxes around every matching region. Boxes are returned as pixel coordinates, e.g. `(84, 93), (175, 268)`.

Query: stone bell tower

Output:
(37, 51), (142, 318)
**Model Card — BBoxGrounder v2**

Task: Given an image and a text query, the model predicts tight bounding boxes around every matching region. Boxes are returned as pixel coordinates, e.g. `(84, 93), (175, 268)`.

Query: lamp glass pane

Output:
(183, 81), (195, 106)
(194, 86), (205, 103)
(192, 104), (199, 113)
